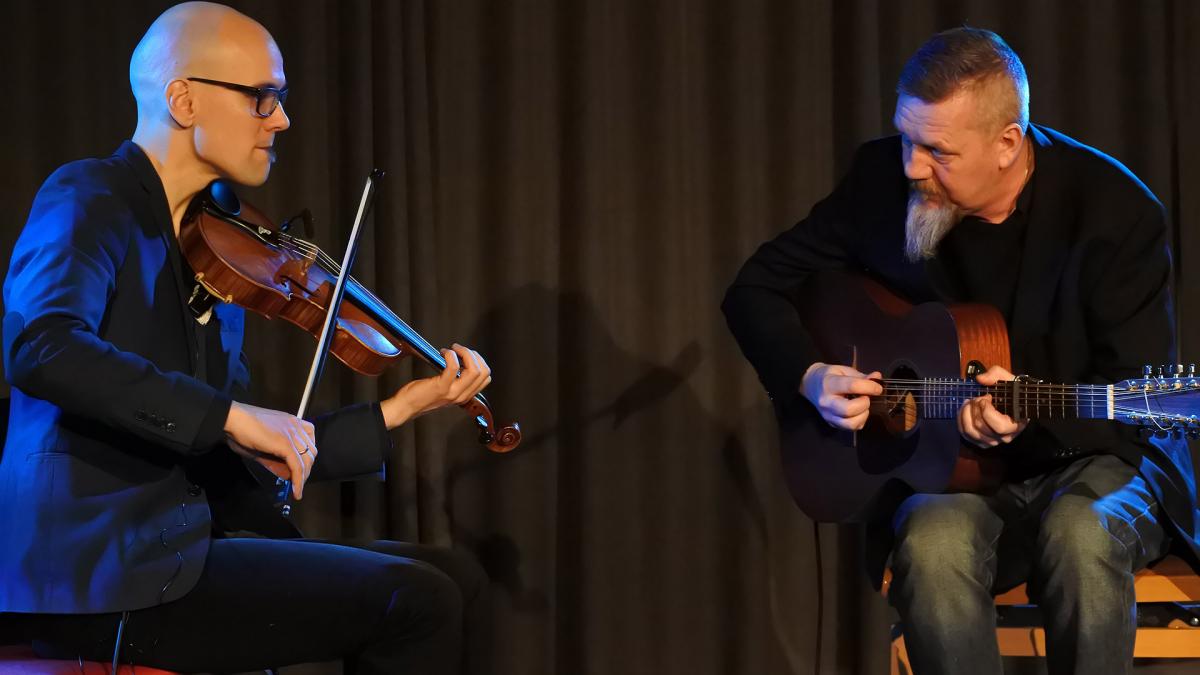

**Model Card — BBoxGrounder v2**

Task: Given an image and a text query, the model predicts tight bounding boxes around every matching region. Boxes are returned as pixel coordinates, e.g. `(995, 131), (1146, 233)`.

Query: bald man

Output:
(0, 3), (489, 673)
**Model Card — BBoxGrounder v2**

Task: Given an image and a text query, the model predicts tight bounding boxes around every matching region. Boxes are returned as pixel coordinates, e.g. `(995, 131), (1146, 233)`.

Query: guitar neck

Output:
(882, 379), (1114, 421)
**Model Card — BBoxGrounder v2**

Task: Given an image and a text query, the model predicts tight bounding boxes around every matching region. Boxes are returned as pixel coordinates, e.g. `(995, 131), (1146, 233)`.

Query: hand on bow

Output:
(223, 402), (317, 499)
(380, 343), (493, 430)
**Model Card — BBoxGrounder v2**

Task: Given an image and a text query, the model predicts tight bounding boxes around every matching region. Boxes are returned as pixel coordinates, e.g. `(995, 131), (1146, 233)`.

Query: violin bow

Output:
(275, 169), (385, 517)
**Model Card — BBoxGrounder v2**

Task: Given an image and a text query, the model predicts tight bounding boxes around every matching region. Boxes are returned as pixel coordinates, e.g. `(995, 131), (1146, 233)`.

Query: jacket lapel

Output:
(116, 141), (202, 378)
(1008, 125), (1072, 370)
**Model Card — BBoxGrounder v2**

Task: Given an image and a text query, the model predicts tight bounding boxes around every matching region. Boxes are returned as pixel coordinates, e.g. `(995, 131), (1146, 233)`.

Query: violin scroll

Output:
(465, 395), (521, 453)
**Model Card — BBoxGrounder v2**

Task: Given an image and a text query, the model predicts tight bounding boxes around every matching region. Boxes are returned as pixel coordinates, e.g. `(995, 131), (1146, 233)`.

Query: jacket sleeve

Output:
(2, 166), (230, 454)
(721, 146), (868, 406)
(310, 402), (390, 482)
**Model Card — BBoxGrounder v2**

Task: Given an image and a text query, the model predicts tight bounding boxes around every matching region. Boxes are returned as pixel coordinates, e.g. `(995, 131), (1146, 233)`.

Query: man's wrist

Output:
(223, 400), (244, 433)
(800, 362), (825, 403)
(380, 396), (414, 431)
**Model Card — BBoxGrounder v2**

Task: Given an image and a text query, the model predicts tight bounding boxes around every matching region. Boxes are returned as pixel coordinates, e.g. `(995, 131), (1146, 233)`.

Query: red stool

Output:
(0, 644), (181, 674)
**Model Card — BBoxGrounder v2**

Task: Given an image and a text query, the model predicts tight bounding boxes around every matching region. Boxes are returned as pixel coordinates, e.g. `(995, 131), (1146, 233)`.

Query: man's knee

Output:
(422, 546), (489, 607)
(375, 559), (464, 632)
(365, 541), (489, 607)
(1038, 495), (1134, 571)
(893, 493), (996, 579)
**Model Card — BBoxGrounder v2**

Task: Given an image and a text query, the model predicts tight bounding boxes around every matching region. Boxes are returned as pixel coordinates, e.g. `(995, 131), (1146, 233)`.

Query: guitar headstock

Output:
(1114, 364), (1200, 437)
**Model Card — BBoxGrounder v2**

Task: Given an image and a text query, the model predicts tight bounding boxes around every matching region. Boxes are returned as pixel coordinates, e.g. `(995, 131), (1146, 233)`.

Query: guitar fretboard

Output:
(880, 379), (1114, 420)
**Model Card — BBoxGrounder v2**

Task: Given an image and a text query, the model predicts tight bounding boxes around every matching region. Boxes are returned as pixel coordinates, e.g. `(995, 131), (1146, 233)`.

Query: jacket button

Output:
(187, 484), (202, 497)
(166, 422), (176, 433)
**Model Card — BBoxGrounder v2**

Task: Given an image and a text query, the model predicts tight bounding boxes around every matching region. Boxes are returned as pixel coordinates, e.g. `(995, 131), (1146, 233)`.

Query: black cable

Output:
(813, 520), (823, 675)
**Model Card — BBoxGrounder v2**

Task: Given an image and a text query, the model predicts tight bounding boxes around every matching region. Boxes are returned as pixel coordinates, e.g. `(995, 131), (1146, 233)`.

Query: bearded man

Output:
(723, 27), (1200, 675)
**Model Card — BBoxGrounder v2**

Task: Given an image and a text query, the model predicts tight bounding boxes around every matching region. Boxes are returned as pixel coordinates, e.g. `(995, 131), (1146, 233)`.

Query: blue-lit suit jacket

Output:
(0, 141), (390, 614)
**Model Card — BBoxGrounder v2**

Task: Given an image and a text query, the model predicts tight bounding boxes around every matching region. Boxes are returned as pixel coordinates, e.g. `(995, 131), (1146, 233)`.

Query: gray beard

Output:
(904, 190), (964, 262)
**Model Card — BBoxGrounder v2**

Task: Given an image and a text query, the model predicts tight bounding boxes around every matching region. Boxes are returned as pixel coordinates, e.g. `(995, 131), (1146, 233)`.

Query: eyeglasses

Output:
(186, 77), (289, 118)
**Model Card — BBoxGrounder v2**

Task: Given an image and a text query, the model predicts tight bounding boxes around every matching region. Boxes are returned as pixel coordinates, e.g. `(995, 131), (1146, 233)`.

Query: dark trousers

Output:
(25, 538), (489, 675)
(888, 454), (1170, 675)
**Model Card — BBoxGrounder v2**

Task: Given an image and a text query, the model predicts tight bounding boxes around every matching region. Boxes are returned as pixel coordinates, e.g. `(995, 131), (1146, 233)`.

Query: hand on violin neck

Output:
(380, 343), (494, 430)
(223, 402), (317, 499)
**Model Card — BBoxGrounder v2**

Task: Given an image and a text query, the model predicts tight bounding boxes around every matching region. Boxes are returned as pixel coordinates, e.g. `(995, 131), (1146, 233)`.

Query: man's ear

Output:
(164, 79), (195, 128)
(997, 123), (1024, 170)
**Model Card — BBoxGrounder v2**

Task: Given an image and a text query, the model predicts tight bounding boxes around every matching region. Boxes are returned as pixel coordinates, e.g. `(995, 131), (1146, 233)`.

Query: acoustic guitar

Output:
(780, 269), (1199, 523)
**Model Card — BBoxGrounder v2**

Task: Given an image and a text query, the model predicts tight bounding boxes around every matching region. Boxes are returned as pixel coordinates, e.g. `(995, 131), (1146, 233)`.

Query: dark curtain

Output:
(1, 1), (1198, 673)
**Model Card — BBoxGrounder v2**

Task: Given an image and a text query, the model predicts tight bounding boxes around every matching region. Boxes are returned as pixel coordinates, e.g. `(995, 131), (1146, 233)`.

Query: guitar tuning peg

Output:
(1176, 364), (1185, 377)
(1144, 365), (1154, 378)
(1157, 365), (1165, 378)
(1189, 364), (1197, 378)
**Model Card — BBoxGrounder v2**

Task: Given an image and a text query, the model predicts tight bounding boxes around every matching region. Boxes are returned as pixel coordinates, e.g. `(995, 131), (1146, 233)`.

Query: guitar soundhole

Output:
(854, 363), (924, 475)
(871, 364), (920, 436)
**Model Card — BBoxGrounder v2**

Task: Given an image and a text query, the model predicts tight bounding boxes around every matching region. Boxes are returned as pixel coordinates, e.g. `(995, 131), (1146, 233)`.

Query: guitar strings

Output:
(869, 378), (1187, 421)
(874, 379), (1191, 401)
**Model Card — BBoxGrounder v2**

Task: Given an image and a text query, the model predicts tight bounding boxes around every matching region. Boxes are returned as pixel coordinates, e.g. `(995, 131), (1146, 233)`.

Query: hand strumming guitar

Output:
(801, 362), (884, 431)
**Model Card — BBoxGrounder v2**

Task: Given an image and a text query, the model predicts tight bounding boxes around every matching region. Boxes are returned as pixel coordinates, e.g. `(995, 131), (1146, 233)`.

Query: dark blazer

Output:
(0, 141), (390, 614)
(722, 125), (1200, 585)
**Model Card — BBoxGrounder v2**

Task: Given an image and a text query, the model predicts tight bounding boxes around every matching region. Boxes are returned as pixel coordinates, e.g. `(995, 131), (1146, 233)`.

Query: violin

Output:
(178, 181), (521, 454)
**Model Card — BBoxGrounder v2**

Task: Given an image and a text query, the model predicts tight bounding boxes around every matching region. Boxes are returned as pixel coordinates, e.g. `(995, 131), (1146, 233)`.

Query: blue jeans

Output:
(889, 454), (1169, 675)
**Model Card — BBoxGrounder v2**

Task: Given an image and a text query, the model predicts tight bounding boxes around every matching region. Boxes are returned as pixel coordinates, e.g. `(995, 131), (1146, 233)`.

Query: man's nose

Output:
(268, 103), (290, 131)
(903, 146), (931, 181)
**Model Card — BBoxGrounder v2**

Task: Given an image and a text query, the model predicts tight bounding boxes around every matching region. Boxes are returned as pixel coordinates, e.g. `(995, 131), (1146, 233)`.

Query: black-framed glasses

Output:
(186, 77), (289, 118)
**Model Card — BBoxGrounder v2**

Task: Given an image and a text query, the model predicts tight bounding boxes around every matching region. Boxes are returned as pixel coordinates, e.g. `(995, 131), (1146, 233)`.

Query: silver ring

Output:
(298, 447), (310, 456)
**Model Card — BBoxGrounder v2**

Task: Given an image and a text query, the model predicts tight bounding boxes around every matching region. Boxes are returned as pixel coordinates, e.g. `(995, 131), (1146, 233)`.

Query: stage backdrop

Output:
(1, 1), (1199, 674)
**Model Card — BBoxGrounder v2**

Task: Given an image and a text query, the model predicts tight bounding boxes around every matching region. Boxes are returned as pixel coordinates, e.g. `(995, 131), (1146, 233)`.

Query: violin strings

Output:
(272, 234), (447, 366)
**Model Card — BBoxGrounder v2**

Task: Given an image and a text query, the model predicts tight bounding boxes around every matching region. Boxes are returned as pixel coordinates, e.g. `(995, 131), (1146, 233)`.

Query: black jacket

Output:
(0, 141), (389, 613)
(722, 125), (1200, 585)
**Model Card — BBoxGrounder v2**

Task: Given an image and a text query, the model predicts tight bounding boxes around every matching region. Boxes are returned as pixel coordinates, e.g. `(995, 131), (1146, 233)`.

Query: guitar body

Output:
(781, 270), (1011, 523)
